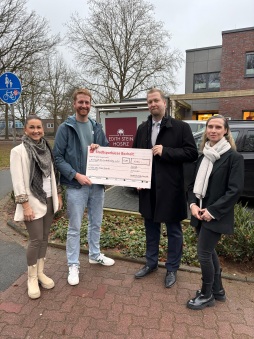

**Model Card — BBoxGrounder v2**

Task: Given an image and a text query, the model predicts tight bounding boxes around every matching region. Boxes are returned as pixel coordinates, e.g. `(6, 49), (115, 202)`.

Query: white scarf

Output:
(193, 137), (231, 208)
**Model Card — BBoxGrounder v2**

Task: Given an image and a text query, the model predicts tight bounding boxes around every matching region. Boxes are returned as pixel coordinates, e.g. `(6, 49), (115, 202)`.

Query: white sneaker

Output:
(68, 264), (79, 285)
(89, 254), (115, 266)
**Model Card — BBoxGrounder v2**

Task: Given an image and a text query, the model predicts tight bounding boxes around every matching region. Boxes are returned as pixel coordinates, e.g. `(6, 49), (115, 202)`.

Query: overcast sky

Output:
(26, 0), (254, 95)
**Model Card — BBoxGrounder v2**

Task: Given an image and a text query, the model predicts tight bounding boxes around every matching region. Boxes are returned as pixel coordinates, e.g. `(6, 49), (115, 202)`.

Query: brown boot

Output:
(28, 265), (40, 299)
(37, 258), (55, 289)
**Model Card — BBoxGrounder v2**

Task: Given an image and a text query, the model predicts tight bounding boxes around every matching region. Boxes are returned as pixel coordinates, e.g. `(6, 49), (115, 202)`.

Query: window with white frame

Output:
(245, 52), (254, 77)
(47, 123), (54, 128)
(194, 72), (220, 92)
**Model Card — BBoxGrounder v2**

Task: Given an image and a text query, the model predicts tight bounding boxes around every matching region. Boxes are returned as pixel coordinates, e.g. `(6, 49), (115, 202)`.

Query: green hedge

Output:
(50, 201), (254, 266)
(217, 203), (254, 262)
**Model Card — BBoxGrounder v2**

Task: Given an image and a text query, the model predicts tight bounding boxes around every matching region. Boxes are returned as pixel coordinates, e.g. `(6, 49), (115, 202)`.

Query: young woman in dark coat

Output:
(187, 115), (244, 310)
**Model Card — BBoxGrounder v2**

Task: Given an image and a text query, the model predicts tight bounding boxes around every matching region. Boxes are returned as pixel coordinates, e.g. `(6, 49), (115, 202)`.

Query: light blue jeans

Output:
(66, 185), (104, 266)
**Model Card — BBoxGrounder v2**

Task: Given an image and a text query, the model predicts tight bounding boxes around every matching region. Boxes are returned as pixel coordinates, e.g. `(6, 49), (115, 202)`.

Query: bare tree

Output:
(0, 0), (59, 74)
(12, 53), (79, 135)
(0, 0), (59, 138)
(15, 57), (48, 124)
(65, 0), (183, 103)
(42, 54), (80, 135)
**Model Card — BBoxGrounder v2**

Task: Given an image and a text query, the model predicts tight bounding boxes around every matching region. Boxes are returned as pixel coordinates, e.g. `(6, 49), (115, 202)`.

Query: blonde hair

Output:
(199, 115), (236, 151)
(147, 88), (166, 100)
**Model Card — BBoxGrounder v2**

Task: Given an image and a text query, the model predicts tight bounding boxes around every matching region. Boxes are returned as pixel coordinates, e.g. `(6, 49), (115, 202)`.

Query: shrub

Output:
(50, 202), (254, 266)
(217, 202), (254, 262)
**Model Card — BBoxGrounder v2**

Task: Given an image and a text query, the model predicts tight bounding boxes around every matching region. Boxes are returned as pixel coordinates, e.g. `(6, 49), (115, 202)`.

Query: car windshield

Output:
(184, 121), (206, 134)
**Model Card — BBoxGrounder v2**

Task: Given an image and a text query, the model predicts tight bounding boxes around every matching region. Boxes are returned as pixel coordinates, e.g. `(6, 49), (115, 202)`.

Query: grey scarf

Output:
(22, 135), (53, 204)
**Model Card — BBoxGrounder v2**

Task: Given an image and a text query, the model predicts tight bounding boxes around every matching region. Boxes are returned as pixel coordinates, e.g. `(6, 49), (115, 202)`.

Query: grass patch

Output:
(0, 141), (17, 169)
(0, 140), (54, 169)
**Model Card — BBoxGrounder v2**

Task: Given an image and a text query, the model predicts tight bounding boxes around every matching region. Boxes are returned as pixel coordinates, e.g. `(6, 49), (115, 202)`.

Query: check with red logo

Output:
(86, 146), (153, 188)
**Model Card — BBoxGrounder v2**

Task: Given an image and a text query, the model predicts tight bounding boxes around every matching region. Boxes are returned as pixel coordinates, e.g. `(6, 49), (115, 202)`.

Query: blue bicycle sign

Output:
(0, 72), (22, 104)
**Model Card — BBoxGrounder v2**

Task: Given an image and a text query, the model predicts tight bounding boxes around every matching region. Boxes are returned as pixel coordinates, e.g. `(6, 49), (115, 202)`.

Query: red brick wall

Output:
(219, 96), (254, 119)
(219, 29), (254, 119)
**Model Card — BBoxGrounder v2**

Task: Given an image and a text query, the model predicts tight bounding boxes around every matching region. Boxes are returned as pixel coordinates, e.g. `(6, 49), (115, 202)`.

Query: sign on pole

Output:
(0, 72), (22, 104)
(0, 72), (22, 143)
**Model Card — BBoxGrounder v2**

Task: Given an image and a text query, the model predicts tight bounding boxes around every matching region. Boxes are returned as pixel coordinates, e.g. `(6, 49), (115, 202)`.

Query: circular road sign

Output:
(0, 72), (22, 104)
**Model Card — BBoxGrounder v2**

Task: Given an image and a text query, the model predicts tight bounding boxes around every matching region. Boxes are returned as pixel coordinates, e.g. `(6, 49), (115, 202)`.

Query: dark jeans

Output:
(25, 197), (54, 266)
(144, 218), (183, 271)
(197, 225), (221, 284)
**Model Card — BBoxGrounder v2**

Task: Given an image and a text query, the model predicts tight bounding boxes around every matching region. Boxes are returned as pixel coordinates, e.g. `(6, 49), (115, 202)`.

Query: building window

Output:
(243, 130), (254, 152)
(194, 72), (220, 92)
(47, 123), (54, 128)
(243, 111), (254, 120)
(245, 52), (254, 77)
(15, 121), (23, 128)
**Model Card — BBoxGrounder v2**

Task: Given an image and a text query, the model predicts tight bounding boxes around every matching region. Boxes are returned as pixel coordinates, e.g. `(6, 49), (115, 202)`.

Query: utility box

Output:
(95, 98), (170, 148)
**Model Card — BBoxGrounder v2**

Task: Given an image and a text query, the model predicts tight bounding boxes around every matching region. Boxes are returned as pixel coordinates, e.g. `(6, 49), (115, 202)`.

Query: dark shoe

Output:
(165, 271), (177, 288)
(196, 270), (226, 302)
(213, 269), (226, 301)
(187, 282), (215, 310)
(135, 265), (158, 279)
(196, 288), (226, 301)
(187, 293), (215, 310)
(213, 289), (226, 301)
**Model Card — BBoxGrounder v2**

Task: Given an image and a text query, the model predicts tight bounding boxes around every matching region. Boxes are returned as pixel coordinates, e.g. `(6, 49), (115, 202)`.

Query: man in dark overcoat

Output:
(133, 88), (198, 288)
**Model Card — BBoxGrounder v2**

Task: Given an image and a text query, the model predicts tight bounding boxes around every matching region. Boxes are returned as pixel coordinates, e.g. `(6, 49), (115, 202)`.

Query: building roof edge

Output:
(222, 27), (254, 34)
(186, 45), (222, 53)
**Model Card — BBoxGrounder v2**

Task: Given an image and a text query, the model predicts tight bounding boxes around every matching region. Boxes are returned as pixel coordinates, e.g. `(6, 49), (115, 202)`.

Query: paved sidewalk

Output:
(104, 186), (139, 212)
(1, 190), (254, 338)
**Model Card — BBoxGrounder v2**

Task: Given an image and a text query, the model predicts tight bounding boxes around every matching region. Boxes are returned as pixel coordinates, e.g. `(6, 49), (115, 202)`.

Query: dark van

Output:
(191, 120), (254, 198)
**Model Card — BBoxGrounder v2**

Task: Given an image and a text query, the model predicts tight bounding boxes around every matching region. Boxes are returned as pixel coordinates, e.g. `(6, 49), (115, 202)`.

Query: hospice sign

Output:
(86, 147), (153, 189)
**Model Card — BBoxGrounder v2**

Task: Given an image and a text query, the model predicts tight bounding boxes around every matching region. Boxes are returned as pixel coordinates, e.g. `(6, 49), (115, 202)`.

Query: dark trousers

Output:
(144, 218), (183, 271)
(197, 225), (221, 284)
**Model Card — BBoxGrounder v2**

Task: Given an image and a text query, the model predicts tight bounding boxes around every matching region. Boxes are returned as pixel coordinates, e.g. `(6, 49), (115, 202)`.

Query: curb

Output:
(7, 219), (254, 284)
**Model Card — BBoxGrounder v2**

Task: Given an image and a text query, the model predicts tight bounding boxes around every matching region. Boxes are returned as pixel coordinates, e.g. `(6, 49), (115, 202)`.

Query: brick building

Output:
(42, 118), (63, 136)
(219, 27), (254, 119)
(171, 26), (254, 121)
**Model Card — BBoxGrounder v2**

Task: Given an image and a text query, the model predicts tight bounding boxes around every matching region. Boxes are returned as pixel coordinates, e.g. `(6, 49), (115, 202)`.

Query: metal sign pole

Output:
(10, 104), (16, 144)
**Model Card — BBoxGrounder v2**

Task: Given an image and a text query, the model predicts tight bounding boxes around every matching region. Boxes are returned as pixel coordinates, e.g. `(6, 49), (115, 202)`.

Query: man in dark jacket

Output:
(53, 88), (115, 287)
(133, 88), (198, 288)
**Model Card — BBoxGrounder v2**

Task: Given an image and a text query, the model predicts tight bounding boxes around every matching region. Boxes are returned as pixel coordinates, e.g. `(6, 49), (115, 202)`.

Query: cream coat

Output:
(10, 143), (59, 221)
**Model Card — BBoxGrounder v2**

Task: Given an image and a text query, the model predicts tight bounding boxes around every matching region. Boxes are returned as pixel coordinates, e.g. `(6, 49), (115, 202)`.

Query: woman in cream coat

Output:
(10, 115), (62, 299)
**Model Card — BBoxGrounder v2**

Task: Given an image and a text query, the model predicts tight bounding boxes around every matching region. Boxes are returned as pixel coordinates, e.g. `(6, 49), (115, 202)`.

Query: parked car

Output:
(184, 120), (206, 135)
(190, 120), (254, 198)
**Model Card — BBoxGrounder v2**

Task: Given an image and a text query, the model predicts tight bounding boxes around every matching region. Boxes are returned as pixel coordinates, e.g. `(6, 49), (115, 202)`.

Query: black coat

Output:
(133, 115), (198, 223)
(188, 149), (244, 234)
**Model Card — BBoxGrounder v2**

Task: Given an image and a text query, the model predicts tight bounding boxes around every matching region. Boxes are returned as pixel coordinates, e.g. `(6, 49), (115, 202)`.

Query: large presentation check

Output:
(86, 146), (153, 188)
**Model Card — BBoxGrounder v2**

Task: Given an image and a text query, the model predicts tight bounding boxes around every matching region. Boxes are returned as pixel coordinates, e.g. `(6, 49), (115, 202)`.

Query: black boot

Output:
(212, 269), (226, 301)
(187, 283), (215, 310)
(196, 270), (226, 301)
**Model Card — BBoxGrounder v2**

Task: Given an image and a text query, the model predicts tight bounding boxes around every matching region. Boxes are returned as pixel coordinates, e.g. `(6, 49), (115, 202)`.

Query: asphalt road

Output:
(0, 169), (27, 292)
(0, 238), (26, 292)
(0, 168), (12, 199)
